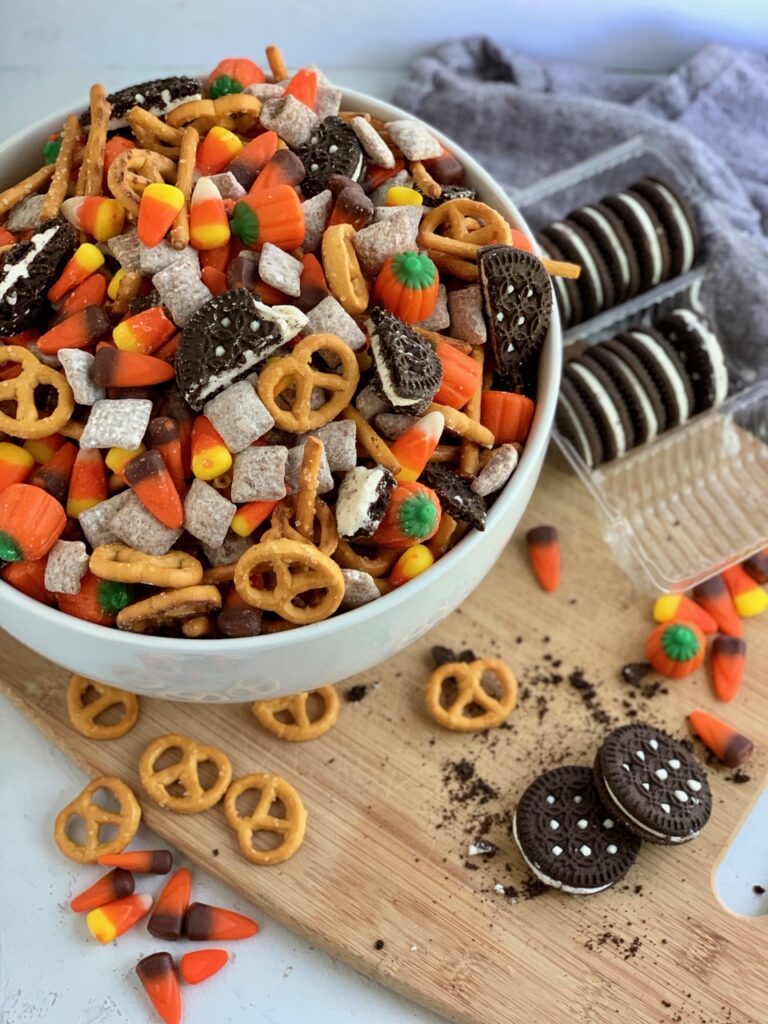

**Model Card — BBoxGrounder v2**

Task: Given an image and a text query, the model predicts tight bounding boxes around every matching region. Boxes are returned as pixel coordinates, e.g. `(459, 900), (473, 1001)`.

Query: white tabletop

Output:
(0, 65), (443, 1024)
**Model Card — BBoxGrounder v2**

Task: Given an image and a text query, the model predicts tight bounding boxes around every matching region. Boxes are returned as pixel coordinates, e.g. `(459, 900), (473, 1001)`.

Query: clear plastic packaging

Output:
(513, 136), (768, 592)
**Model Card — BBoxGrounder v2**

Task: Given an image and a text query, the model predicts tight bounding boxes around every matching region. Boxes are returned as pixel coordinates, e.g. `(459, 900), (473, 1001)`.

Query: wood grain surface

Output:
(1, 457), (766, 1024)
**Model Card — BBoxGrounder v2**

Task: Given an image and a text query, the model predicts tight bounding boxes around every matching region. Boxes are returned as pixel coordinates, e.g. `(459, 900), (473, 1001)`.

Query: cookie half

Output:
(617, 327), (693, 429)
(80, 76), (202, 132)
(299, 117), (365, 198)
(656, 308), (728, 414)
(603, 190), (670, 291)
(632, 177), (700, 277)
(0, 218), (77, 334)
(570, 201), (641, 303)
(513, 765), (641, 894)
(556, 376), (604, 469)
(594, 724), (712, 845)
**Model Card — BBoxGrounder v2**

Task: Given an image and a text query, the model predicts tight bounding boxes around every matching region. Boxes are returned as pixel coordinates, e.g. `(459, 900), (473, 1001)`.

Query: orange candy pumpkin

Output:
(373, 251), (439, 324)
(646, 621), (705, 678)
(206, 58), (265, 98)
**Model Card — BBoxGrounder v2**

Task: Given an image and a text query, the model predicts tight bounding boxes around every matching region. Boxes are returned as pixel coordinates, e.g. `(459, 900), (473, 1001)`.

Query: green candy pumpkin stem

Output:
(230, 201), (260, 247)
(209, 75), (244, 100)
(661, 623), (701, 663)
(397, 492), (439, 541)
(391, 251), (437, 291)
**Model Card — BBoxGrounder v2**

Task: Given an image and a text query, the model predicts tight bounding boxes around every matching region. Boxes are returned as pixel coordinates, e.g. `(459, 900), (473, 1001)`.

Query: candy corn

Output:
(48, 243), (104, 302)
(136, 953), (182, 1024)
(37, 305), (111, 354)
(481, 391), (535, 444)
(434, 341), (482, 409)
(147, 417), (186, 495)
(296, 251), (329, 310)
(113, 306), (176, 354)
(249, 150), (305, 195)
(24, 433), (63, 465)
(124, 450), (183, 529)
(389, 411), (444, 482)
(652, 594), (717, 634)
(390, 543), (434, 587)
(692, 575), (742, 637)
(721, 563), (768, 618)
(87, 892), (152, 943)
(1, 557), (53, 605)
(60, 272), (108, 316)
(0, 442), (34, 493)
(147, 867), (192, 941)
(201, 265), (228, 294)
(57, 572), (131, 626)
(743, 549), (768, 584)
(386, 186), (423, 207)
(30, 440), (77, 504)
(373, 481), (442, 549)
(0, 483), (65, 561)
(284, 67), (318, 109)
(711, 635), (747, 702)
(191, 416), (232, 481)
(230, 185), (304, 251)
(179, 949), (229, 985)
(137, 183), (185, 248)
(526, 525), (560, 592)
(227, 131), (278, 190)
(183, 901), (259, 941)
(92, 347), (175, 388)
(98, 849), (173, 874)
(70, 868), (134, 913)
(67, 448), (107, 518)
(61, 195), (126, 242)
(646, 621), (705, 679)
(688, 709), (754, 767)
(230, 498), (279, 537)
(189, 176), (231, 251)
(197, 125), (244, 177)
(105, 445), (145, 478)
(108, 267), (126, 301)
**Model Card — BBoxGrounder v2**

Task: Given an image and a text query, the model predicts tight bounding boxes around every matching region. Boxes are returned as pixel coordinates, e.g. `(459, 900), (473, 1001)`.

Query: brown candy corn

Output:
(688, 709), (754, 767)
(70, 867), (134, 913)
(183, 901), (259, 941)
(147, 867), (191, 941)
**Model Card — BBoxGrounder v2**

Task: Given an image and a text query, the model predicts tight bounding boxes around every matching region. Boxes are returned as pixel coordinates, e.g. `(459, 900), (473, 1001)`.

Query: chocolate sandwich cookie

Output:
(594, 724), (712, 845)
(535, 233), (575, 328)
(569, 201), (641, 303)
(540, 220), (614, 320)
(478, 245), (552, 377)
(367, 307), (443, 412)
(417, 183), (478, 207)
(513, 765), (641, 894)
(421, 464), (487, 531)
(632, 177), (700, 277)
(0, 218), (77, 335)
(617, 327), (693, 429)
(656, 308), (728, 414)
(603, 190), (670, 291)
(80, 77), (202, 132)
(564, 359), (632, 461)
(576, 349), (643, 450)
(556, 376), (604, 469)
(175, 288), (285, 411)
(587, 339), (665, 444)
(299, 117), (366, 198)
(336, 465), (396, 539)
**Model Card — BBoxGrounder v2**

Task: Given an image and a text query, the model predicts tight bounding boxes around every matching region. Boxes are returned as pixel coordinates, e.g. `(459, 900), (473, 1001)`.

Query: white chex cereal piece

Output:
(259, 243), (303, 297)
(111, 492), (182, 555)
(204, 380), (275, 453)
(448, 285), (487, 346)
(79, 399), (152, 450)
(78, 490), (133, 548)
(375, 412), (417, 441)
(7, 194), (47, 232)
(58, 349), (105, 406)
(243, 82), (285, 100)
(183, 479), (236, 549)
(351, 117), (395, 169)
(304, 295), (366, 351)
(231, 446), (288, 503)
(202, 531), (254, 568)
(373, 204), (423, 237)
(386, 120), (442, 161)
(284, 442), (334, 495)
(106, 228), (141, 271)
(302, 420), (357, 472)
(302, 190), (333, 253)
(208, 171), (246, 200)
(139, 239), (199, 276)
(153, 257), (211, 327)
(315, 83), (343, 119)
(416, 284), (449, 330)
(355, 384), (390, 421)
(471, 444), (520, 496)
(353, 208), (415, 277)
(43, 540), (89, 595)
(259, 94), (319, 149)
(340, 569), (381, 610)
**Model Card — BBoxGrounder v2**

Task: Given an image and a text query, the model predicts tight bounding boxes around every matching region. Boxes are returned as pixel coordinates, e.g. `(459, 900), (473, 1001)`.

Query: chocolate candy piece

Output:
(421, 463), (486, 532)
(478, 245), (552, 379)
(367, 307), (442, 411)
(594, 723), (712, 846)
(298, 117), (365, 198)
(175, 288), (284, 411)
(0, 218), (77, 334)
(513, 765), (641, 895)
(80, 76), (202, 131)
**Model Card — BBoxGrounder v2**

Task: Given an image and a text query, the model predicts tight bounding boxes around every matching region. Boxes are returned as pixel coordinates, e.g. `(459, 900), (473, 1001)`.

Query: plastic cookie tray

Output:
(514, 135), (768, 593)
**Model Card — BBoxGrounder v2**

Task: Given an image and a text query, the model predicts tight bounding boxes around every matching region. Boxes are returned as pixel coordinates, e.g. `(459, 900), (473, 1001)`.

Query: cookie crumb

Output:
(345, 684), (368, 702)
(212, 848), (219, 857)
(753, 885), (765, 895)
(621, 662), (650, 685)
(374, 938), (385, 950)
(727, 769), (751, 784)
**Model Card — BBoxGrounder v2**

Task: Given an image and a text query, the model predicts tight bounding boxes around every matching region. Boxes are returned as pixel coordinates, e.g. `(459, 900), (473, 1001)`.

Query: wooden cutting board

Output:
(1, 454), (766, 1024)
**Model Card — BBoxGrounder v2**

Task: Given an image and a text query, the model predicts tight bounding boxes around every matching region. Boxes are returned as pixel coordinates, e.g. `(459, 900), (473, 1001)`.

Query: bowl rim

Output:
(0, 84), (562, 652)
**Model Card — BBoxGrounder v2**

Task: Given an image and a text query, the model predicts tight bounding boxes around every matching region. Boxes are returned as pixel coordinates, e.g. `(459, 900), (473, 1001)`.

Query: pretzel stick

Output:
(428, 402), (494, 447)
(429, 444), (461, 464)
(296, 436), (324, 540)
(170, 126), (199, 249)
(110, 270), (142, 315)
(459, 345), (485, 477)
(266, 44), (288, 82)
(0, 165), (55, 218)
(85, 85), (111, 197)
(342, 405), (401, 475)
(202, 563), (238, 584)
(411, 160), (441, 200)
(182, 615), (216, 638)
(39, 115), (79, 220)
(427, 512), (457, 557)
(59, 419), (84, 441)
(542, 258), (581, 279)
(414, 325), (473, 355)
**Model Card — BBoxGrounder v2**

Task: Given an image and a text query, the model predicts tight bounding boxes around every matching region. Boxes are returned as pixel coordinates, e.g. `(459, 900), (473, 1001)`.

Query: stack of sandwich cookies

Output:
(539, 175), (701, 328)
(556, 307), (728, 468)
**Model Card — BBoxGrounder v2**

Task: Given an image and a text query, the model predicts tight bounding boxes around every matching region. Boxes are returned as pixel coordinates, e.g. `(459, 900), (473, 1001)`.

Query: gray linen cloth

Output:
(394, 39), (768, 386)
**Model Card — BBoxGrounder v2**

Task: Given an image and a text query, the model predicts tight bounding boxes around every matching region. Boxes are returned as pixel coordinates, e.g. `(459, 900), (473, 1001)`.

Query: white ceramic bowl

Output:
(0, 87), (561, 702)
